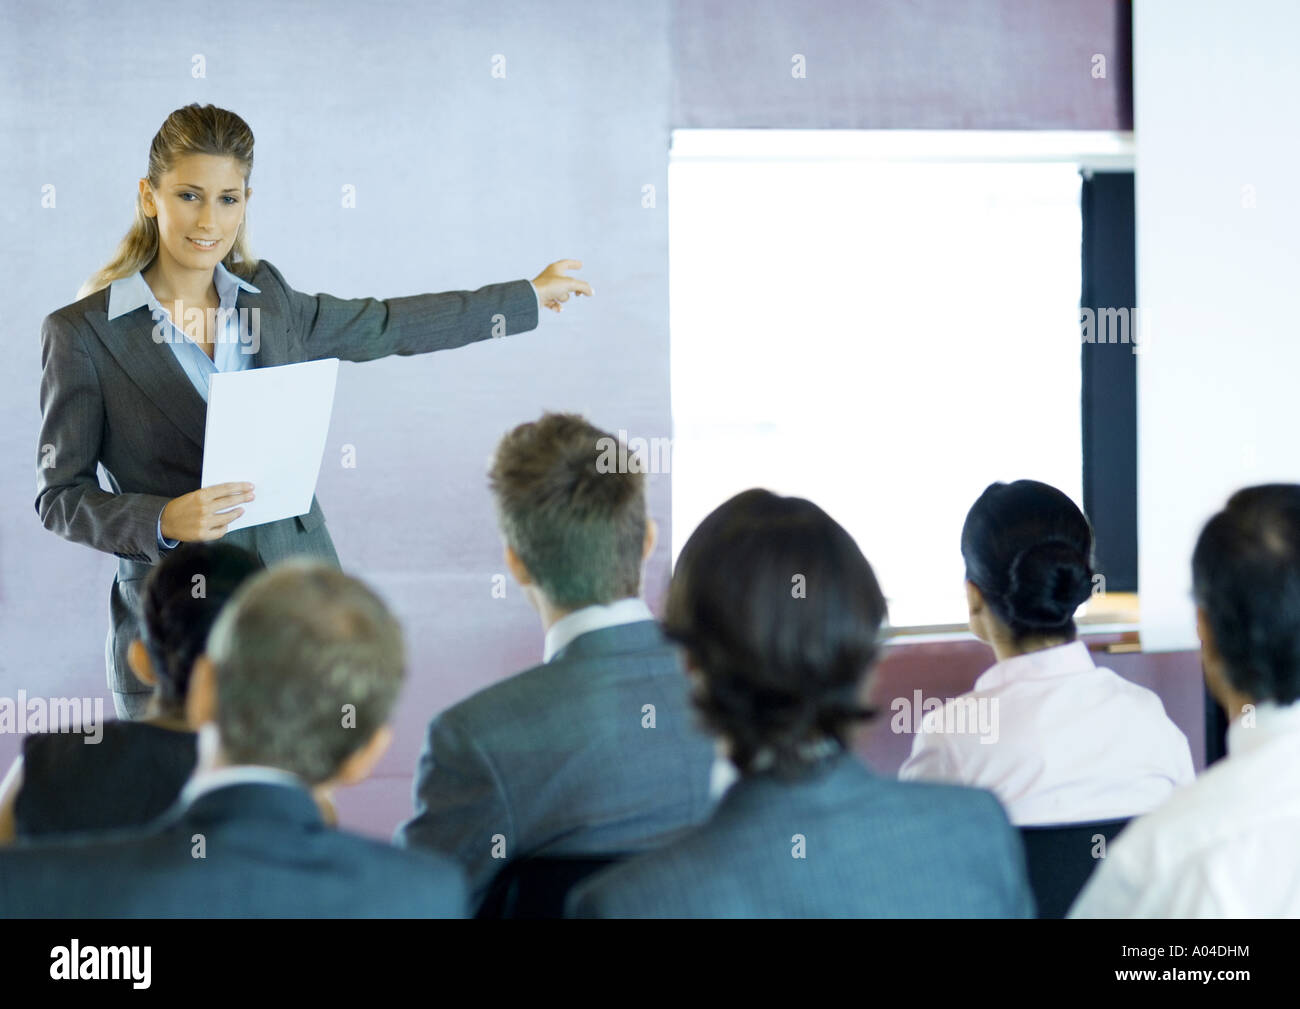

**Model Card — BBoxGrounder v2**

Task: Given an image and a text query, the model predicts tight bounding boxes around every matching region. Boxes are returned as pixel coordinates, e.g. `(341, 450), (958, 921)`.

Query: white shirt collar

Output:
(709, 751), (740, 800)
(179, 764), (304, 806)
(179, 722), (303, 806)
(542, 597), (655, 663)
(973, 639), (1095, 692)
(106, 260), (260, 321)
(1226, 697), (1300, 758)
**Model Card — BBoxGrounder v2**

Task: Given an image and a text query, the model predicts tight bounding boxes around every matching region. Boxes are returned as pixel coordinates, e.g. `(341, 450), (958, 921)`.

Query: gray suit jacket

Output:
(395, 619), (717, 908)
(0, 782), (466, 918)
(568, 750), (1036, 918)
(35, 259), (537, 696)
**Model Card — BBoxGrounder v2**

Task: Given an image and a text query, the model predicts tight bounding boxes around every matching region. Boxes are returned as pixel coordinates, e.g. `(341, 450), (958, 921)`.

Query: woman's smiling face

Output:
(140, 153), (250, 273)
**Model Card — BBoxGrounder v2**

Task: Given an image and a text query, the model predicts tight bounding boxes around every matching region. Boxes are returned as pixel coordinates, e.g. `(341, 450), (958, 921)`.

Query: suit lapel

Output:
(81, 274), (284, 451)
(242, 274), (291, 366)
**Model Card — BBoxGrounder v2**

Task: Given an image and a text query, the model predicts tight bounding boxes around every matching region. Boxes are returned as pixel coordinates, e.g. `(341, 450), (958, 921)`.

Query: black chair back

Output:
(1018, 819), (1131, 918)
(475, 854), (626, 919)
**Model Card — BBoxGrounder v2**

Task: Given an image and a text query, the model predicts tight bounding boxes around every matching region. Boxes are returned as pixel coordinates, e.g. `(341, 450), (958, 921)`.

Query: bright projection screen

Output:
(669, 131), (1092, 628)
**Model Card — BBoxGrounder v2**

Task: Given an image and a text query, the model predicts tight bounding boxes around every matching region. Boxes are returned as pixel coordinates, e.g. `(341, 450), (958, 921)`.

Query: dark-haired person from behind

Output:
(900, 480), (1193, 824)
(1073, 485), (1300, 916)
(0, 543), (263, 843)
(0, 561), (466, 917)
(397, 412), (715, 910)
(569, 489), (1034, 918)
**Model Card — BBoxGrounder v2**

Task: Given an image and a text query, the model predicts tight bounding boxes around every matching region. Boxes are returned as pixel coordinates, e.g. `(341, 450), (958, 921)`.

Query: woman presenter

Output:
(35, 103), (591, 717)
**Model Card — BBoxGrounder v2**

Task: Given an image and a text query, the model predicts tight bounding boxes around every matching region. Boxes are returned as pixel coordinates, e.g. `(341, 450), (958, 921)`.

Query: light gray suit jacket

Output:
(395, 619), (718, 909)
(36, 258), (538, 698)
(568, 750), (1037, 918)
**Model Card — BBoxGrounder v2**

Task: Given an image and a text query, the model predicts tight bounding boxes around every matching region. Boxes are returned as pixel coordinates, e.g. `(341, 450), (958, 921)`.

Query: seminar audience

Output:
(568, 489), (1035, 918)
(0, 543), (263, 843)
(396, 412), (716, 910)
(13, 465), (1282, 919)
(899, 480), (1193, 824)
(0, 561), (466, 917)
(1072, 484), (1300, 917)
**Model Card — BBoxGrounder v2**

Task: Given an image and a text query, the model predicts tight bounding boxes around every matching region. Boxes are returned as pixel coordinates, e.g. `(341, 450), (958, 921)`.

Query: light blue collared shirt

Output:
(107, 259), (261, 400)
(107, 262), (260, 552)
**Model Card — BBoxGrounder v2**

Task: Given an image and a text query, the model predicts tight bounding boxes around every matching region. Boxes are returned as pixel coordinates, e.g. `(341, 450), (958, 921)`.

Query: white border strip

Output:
(671, 129), (1135, 169)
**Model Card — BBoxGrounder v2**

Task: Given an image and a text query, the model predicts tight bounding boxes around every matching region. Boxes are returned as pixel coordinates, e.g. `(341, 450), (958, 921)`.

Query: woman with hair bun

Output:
(899, 479), (1194, 825)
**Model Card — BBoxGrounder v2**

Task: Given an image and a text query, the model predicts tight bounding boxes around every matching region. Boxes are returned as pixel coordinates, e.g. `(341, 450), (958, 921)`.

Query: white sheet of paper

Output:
(201, 358), (340, 533)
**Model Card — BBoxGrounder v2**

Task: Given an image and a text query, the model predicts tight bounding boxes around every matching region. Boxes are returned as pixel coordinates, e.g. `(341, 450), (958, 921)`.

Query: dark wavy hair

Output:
(664, 489), (888, 778)
(139, 542), (265, 715)
(961, 480), (1095, 644)
(1193, 484), (1300, 705)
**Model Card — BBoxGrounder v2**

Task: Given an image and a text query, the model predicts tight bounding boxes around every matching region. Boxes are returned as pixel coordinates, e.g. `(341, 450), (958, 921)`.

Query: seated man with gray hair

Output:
(0, 560), (466, 918)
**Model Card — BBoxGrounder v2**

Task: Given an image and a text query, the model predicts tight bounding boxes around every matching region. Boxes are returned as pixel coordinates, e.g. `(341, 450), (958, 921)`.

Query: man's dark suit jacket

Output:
(396, 619), (717, 908)
(0, 782), (467, 918)
(568, 750), (1037, 918)
(34, 258), (538, 706)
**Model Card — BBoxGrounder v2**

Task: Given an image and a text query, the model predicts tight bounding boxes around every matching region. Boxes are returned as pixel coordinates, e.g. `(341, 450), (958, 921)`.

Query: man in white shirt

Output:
(396, 412), (715, 910)
(1072, 483), (1300, 917)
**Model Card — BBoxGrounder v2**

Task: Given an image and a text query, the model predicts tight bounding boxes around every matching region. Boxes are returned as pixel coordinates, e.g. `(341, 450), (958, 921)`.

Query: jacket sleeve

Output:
(35, 314), (171, 564)
(394, 709), (515, 911)
(261, 260), (539, 364)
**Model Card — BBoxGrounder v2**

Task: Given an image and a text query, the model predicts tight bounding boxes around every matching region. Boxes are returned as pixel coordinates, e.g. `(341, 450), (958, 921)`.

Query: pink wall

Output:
(673, 0), (1132, 130)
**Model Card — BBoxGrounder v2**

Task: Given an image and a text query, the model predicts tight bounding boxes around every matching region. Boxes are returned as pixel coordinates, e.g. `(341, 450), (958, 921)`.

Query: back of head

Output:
(664, 489), (888, 777)
(489, 411), (647, 609)
(204, 560), (405, 784)
(139, 543), (265, 714)
(1193, 483), (1300, 705)
(961, 480), (1095, 644)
